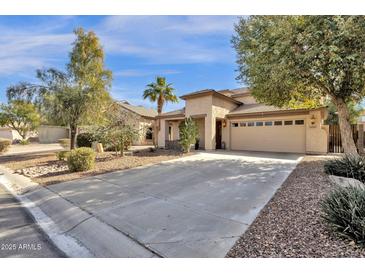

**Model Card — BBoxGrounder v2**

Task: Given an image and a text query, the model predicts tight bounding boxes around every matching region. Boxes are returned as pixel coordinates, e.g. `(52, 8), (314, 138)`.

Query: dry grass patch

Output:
(0, 149), (187, 186)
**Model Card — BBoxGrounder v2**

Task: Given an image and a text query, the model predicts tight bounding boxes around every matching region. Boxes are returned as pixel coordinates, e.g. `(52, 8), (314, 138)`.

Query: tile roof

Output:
(229, 104), (283, 115)
(227, 103), (325, 116)
(116, 101), (158, 118)
(159, 108), (185, 117)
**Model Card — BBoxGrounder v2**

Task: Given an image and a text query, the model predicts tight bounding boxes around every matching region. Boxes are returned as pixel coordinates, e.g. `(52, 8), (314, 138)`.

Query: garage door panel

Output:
(231, 125), (305, 153)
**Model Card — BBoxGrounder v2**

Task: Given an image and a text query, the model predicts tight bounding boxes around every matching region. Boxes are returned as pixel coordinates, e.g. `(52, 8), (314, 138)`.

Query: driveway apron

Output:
(48, 151), (301, 257)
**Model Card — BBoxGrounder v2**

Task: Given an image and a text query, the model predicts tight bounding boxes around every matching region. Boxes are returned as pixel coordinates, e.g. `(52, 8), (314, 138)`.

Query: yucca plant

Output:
(324, 154), (365, 184)
(321, 186), (365, 246)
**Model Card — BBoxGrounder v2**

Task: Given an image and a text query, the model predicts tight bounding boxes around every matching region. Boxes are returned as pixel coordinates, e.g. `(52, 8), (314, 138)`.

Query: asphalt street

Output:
(0, 184), (64, 258)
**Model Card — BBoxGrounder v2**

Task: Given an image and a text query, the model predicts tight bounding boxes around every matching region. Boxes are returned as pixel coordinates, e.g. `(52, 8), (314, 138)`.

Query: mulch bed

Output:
(0, 149), (186, 186)
(226, 156), (365, 258)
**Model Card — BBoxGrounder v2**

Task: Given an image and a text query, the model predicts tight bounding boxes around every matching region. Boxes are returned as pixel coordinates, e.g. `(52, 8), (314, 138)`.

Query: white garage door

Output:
(231, 119), (306, 153)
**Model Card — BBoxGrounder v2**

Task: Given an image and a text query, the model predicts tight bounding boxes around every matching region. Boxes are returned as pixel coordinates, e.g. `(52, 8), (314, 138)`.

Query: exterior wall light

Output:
(310, 115), (316, 127)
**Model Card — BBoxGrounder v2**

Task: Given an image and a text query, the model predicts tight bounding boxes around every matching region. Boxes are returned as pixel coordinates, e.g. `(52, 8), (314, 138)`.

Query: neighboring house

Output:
(157, 88), (329, 154)
(358, 110), (365, 125)
(116, 100), (157, 145)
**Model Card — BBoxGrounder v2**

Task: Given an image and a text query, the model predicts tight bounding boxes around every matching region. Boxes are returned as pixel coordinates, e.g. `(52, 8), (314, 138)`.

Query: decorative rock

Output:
(22, 164), (69, 178)
(329, 175), (365, 190)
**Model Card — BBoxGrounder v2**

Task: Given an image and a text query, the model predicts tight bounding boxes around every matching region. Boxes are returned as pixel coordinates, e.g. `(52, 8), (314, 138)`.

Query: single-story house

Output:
(116, 100), (157, 145)
(157, 88), (329, 154)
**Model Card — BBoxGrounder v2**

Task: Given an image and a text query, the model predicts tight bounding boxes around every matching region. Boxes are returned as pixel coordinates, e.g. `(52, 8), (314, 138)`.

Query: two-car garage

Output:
(230, 117), (307, 153)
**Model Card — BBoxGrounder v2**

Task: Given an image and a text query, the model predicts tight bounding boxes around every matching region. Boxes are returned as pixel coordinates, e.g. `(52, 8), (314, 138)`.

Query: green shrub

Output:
(324, 154), (365, 183)
(321, 186), (365, 245)
(0, 138), (11, 153)
(58, 138), (70, 149)
(66, 147), (96, 172)
(56, 151), (69, 161)
(179, 117), (198, 153)
(77, 132), (95, 148)
(19, 139), (30, 145)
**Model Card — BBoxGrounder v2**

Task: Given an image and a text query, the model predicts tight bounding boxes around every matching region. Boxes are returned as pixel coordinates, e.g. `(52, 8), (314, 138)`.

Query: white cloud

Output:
(97, 15), (237, 64)
(165, 16), (238, 34)
(0, 17), (74, 76)
(114, 68), (180, 77)
(0, 16), (238, 76)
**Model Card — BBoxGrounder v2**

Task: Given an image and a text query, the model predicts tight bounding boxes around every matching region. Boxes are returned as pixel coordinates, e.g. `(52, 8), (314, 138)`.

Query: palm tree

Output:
(143, 76), (178, 115)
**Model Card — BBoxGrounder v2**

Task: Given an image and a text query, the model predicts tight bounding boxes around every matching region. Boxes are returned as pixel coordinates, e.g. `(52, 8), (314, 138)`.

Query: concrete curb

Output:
(0, 165), (158, 258)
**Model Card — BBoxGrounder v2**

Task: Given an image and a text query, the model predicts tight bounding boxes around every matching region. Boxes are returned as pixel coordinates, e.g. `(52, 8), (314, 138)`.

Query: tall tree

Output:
(143, 76), (178, 115)
(326, 100), (362, 125)
(233, 16), (365, 154)
(7, 28), (112, 149)
(0, 100), (40, 140)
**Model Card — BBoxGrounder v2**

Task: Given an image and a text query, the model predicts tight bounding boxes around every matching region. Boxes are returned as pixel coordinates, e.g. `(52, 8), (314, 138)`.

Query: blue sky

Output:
(0, 16), (242, 112)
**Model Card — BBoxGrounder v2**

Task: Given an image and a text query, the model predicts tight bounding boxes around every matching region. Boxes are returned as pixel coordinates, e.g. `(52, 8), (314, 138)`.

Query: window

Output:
(231, 122), (239, 127)
(146, 127), (153, 140)
(168, 126), (172, 140)
(247, 122), (255, 127)
(240, 122), (246, 127)
(284, 120), (293, 125)
(264, 121), (273, 126)
(274, 121), (283, 126)
(256, 121), (263, 126)
(295, 120), (304, 125)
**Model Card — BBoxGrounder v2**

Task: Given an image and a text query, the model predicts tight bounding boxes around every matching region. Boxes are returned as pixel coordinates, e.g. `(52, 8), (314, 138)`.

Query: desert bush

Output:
(19, 139), (30, 145)
(0, 138), (11, 153)
(56, 151), (69, 161)
(66, 147), (96, 172)
(76, 132), (95, 148)
(321, 186), (365, 245)
(58, 138), (70, 149)
(324, 154), (365, 183)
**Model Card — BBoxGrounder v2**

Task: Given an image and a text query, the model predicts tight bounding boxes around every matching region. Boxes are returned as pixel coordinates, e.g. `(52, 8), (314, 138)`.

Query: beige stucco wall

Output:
(134, 118), (155, 145)
(185, 96), (215, 149)
(183, 95), (239, 150)
(157, 118), (182, 148)
(212, 96), (238, 149)
(39, 126), (69, 144)
(195, 118), (205, 149)
(0, 128), (22, 142)
(305, 109), (328, 154)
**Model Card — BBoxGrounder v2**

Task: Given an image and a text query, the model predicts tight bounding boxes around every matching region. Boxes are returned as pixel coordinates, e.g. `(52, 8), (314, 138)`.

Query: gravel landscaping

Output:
(226, 156), (365, 258)
(0, 149), (186, 185)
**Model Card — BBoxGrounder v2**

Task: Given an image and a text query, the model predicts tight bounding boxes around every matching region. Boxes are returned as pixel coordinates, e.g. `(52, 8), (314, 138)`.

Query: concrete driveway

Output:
(48, 151), (302, 257)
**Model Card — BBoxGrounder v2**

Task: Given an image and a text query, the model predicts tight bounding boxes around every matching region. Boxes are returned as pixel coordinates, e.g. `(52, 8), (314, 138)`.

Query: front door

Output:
(216, 120), (222, 149)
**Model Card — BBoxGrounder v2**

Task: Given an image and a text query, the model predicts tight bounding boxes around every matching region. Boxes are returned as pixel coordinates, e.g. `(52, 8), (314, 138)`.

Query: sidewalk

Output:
(0, 184), (64, 258)
(0, 166), (158, 258)
(2, 143), (63, 156)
